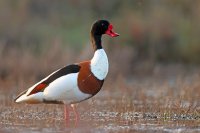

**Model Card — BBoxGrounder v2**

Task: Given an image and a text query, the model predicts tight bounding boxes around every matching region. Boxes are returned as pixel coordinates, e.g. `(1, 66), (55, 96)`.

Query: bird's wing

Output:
(15, 64), (80, 100)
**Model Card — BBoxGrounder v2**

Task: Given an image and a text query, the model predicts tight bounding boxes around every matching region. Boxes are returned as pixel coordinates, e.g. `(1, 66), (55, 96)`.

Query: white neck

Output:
(90, 49), (109, 80)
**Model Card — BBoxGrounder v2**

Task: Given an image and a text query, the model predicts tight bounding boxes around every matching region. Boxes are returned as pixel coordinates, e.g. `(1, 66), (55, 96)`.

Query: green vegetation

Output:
(1, 0), (200, 63)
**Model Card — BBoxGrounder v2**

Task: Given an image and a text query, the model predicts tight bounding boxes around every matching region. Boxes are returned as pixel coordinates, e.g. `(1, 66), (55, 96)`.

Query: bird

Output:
(14, 20), (119, 124)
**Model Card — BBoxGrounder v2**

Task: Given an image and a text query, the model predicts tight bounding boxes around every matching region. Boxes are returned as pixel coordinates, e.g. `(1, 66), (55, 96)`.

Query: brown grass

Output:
(0, 43), (199, 133)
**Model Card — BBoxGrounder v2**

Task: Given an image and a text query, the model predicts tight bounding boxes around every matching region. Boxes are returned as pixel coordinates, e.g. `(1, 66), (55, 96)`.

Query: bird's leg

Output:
(71, 104), (80, 125)
(64, 104), (70, 126)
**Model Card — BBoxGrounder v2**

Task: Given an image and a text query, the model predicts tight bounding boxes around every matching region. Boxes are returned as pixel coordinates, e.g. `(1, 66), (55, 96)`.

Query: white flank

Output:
(91, 49), (109, 80)
(43, 73), (91, 104)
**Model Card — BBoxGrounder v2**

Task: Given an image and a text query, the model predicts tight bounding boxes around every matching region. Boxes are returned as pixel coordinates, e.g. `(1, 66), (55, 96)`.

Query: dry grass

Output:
(0, 1), (200, 132)
(0, 44), (199, 133)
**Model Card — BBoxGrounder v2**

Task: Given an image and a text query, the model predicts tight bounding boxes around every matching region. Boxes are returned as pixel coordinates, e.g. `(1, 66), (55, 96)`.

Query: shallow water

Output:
(1, 74), (200, 133)
(0, 90), (199, 133)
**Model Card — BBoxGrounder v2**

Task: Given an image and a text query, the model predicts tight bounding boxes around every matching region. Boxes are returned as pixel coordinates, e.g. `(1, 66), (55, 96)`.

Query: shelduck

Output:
(14, 20), (119, 123)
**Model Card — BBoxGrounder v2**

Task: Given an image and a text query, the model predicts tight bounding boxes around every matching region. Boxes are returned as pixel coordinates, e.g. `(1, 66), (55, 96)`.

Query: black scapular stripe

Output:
(43, 64), (80, 84)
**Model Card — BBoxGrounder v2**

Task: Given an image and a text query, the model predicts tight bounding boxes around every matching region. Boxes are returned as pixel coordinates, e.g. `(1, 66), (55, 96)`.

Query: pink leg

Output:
(64, 104), (70, 126)
(71, 104), (80, 125)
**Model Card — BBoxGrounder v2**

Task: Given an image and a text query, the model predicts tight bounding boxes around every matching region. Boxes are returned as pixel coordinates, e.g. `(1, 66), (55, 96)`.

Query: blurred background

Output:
(1, 0), (200, 90)
(0, 2), (199, 132)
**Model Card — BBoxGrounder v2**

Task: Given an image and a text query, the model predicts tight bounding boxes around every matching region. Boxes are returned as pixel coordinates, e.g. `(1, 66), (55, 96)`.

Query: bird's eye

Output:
(101, 23), (104, 27)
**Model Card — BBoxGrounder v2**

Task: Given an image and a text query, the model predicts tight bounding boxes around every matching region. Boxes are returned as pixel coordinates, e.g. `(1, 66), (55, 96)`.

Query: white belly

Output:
(43, 73), (91, 104)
